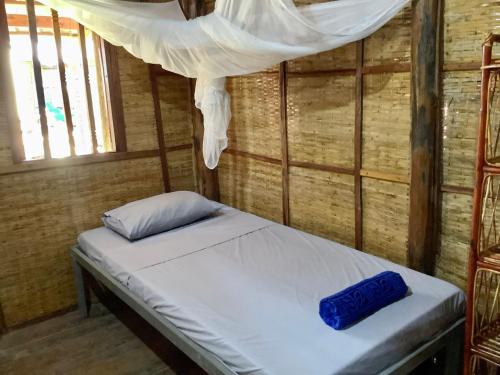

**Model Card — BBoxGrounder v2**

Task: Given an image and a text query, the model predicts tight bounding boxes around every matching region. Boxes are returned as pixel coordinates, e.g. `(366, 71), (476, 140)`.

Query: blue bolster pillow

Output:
(319, 271), (408, 330)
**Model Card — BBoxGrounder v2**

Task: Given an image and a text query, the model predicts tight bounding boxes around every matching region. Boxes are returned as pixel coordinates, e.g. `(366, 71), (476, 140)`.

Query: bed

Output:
(72, 205), (465, 375)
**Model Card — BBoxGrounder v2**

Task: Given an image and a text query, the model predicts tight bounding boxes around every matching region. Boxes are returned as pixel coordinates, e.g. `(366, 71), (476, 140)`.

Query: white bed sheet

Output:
(78, 207), (273, 284)
(78, 207), (465, 375)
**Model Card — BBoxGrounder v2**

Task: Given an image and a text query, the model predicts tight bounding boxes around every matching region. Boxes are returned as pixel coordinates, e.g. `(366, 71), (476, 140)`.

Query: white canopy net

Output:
(39, 0), (409, 168)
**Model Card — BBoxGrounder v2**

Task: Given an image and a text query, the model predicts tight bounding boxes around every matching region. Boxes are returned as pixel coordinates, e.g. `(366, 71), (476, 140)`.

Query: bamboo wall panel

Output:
(288, 45), (357, 72)
(226, 75), (281, 158)
(363, 9), (412, 66)
(287, 75), (356, 166)
(218, 153), (283, 223)
(167, 148), (196, 192)
(444, 0), (499, 64)
(435, 193), (472, 290)
(118, 48), (157, 151)
(289, 166), (355, 247)
(362, 72), (411, 175)
(442, 70), (481, 188)
(0, 157), (163, 327)
(362, 178), (409, 265)
(157, 75), (192, 148)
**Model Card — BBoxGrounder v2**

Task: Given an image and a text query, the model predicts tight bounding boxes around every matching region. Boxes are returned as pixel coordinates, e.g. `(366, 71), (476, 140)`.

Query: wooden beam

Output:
(289, 160), (355, 176)
(0, 0), (24, 162)
(360, 169), (409, 184)
(0, 149), (160, 176)
(187, 0), (219, 201)
(225, 148), (281, 166)
(362, 63), (411, 75)
(408, 0), (442, 274)
(354, 40), (364, 251)
(149, 65), (171, 193)
(26, 0), (51, 158)
(7, 13), (79, 31)
(441, 184), (474, 195)
(280, 61), (290, 226)
(78, 24), (98, 153)
(166, 143), (192, 153)
(52, 9), (75, 156)
(100, 40), (127, 152)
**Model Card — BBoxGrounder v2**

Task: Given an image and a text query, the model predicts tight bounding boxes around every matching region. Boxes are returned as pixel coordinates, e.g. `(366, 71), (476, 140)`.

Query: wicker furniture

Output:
(466, 33), (500, 374)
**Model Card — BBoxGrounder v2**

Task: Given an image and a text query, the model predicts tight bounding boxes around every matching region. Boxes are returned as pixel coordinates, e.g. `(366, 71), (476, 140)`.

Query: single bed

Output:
(72, 205), (465, 375)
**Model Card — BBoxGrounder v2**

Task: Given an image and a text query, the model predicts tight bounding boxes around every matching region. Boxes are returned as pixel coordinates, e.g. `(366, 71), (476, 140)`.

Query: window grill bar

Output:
(26, 0), (51, 159)
(51, 9), (75, 156)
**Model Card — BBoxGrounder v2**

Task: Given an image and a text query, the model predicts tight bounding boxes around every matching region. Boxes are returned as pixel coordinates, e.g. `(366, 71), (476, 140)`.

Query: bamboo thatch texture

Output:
(117, 48), (157, 151)
(289, 166), (355, 247)
(287, 75), (356, 167)
(226, 74), (281, 158)
(362, 72), (411, 176)
(0, 158), (164, 327)
(218, 153), (283, 223)
(442, 71), (481, 188)
(158, 75), (193, 148)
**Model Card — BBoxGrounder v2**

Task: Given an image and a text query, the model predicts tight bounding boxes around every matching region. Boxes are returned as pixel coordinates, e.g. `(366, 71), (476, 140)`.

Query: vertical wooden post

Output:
(0, 0), (25, 162)
(149, 65), (171, 193)
(100, 40), (127, 152)
(354, 40), (364, 250)
(280, 61), (290, 226)
(187, 0), (220, 201)
(408, 0), (442, 274)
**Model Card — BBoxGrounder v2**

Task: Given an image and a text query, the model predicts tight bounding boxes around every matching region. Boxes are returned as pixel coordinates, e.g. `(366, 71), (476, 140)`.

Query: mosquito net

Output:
(39, 0), (410, 168)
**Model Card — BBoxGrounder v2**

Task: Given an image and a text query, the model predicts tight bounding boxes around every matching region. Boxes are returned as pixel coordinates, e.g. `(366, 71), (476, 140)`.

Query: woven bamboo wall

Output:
(0, 49), (194, 328)
(215, 0), (496, 292)
(157, 74), (196, 192)
(218, 4), (412, 257)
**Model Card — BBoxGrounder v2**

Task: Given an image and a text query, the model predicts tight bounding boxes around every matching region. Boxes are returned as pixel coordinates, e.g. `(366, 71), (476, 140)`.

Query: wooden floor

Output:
(0, 303), (205, 375)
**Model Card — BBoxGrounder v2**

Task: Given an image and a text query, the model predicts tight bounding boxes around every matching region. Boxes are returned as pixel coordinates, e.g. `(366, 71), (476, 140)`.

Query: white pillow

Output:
(102, 191), (222, 240)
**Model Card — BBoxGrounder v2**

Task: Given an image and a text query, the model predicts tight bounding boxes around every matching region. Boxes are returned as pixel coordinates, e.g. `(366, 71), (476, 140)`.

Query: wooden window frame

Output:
(0, 0), (127, 165)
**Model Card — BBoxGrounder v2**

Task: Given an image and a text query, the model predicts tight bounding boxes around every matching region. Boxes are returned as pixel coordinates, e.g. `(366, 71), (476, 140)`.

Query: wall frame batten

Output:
(408, 0), (442, 274)
(280, 61), (290, 226)
(149, 65), (171, 193)
(354, 40), (364, 251)
(100, 40), (127, 152)
(0, 0), (25, 162)
(51, 9), (76, 156)
(78, 24), (98, 153)
(26, 0), (51, 159)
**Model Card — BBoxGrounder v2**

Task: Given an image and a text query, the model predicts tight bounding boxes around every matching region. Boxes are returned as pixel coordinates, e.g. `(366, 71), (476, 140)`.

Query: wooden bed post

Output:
(408, 0), (442, 274)
(186, 0), (220, 201)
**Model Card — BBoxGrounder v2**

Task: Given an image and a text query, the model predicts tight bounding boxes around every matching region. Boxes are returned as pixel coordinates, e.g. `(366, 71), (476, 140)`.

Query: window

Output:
(1, 0), (125, 162)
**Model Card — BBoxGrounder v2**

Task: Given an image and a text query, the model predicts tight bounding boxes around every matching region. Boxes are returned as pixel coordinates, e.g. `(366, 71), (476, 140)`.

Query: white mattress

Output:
(78, 207), (465, 375)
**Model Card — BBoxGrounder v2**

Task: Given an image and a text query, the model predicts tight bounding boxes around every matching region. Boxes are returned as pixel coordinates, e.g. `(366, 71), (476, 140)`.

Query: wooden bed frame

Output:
(71, 245), (465, 375)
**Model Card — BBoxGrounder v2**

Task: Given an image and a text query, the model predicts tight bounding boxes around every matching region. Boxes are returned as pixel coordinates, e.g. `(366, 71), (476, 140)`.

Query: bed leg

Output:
(72, 255), (90, 318)
(443, 323), (464, 375)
